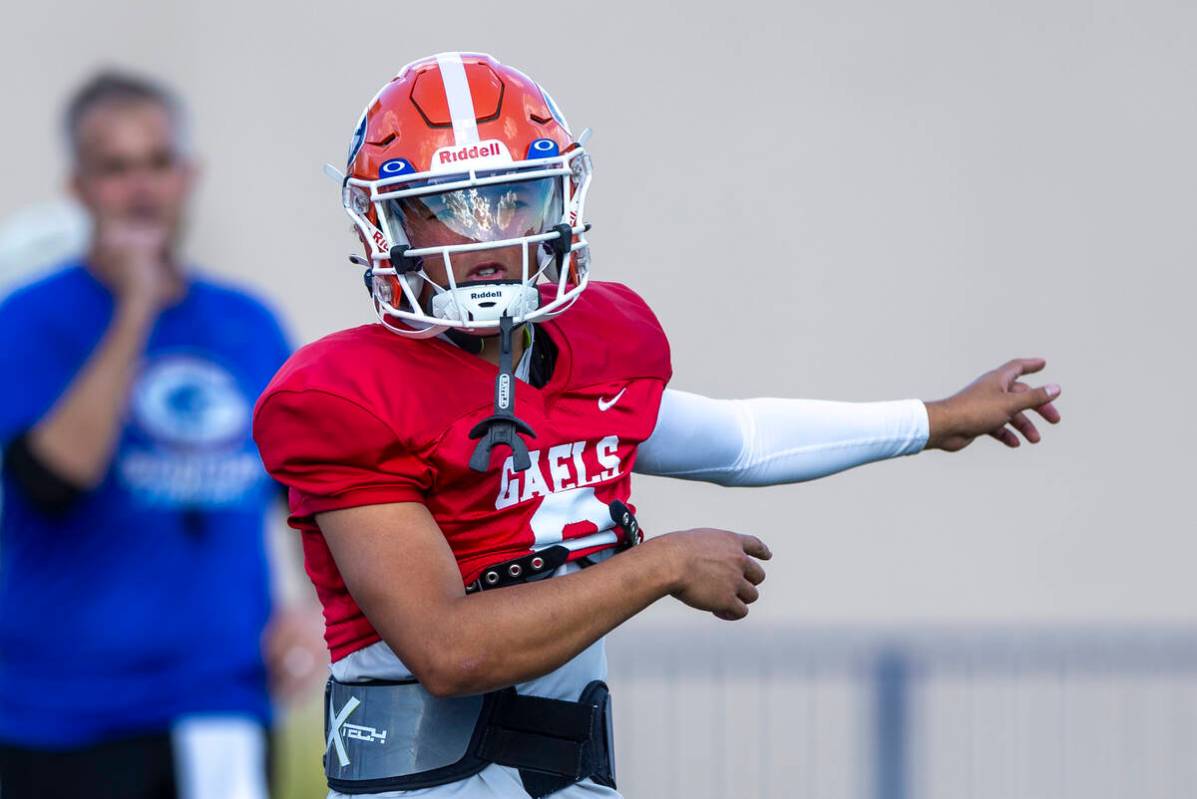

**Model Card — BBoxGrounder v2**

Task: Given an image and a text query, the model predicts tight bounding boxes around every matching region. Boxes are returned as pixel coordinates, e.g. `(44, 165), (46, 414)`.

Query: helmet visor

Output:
(387, 176), (563, 250)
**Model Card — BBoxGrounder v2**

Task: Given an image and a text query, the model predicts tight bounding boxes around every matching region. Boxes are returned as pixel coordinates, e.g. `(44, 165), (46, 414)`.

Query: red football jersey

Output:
(253, 282), (672, 661)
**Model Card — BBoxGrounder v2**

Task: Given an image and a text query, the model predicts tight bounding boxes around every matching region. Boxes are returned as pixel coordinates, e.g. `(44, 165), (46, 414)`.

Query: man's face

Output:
(70, 100), (194, 249)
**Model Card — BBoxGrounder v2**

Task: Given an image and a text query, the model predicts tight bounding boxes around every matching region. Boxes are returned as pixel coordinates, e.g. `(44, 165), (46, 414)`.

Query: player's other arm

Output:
(636, 358), (1061, 485)
(317, 502), (770, 698)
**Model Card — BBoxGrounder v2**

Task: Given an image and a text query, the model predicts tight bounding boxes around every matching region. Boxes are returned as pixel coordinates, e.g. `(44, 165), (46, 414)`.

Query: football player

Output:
(252, 52), (1061, 799)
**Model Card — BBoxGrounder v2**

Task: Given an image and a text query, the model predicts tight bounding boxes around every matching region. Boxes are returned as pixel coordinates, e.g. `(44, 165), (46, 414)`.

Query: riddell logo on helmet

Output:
(430, 140), (512, 172)
(470, 290), (503, 300)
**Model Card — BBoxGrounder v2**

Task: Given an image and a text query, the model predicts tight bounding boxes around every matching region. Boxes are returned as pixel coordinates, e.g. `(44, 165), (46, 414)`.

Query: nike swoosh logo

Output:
(597, 388), (627, 412)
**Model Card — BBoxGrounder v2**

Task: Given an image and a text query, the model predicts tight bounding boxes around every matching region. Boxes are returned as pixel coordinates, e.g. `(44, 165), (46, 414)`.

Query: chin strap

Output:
(469, 314), (537, 472)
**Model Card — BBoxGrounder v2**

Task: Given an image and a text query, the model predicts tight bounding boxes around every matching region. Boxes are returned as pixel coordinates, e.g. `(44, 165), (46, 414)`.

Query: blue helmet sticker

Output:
(527, 138), (560, 159)
(379, 158), (416, 178)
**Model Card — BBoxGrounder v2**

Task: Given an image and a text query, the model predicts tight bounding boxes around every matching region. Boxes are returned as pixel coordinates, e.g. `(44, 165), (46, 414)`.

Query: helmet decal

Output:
(378, 158), (416, 178)
(527, 138), (560, 159)
(434, 51), (481, 146)
(429, 140), (512, 172)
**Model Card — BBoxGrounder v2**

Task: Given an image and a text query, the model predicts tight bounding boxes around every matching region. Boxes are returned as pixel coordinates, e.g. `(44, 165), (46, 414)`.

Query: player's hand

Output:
(925, 358), (1062, 452)
(93, 218), (173, 309)
(659, 529), (771, 621)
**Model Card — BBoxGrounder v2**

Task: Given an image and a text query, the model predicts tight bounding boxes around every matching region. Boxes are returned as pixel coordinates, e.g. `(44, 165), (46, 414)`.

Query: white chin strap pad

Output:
(430, 282), (541, 326)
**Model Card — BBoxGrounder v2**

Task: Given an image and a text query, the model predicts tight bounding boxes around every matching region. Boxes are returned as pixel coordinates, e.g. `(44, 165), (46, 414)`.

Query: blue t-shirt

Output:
(0, 264), (291, 748)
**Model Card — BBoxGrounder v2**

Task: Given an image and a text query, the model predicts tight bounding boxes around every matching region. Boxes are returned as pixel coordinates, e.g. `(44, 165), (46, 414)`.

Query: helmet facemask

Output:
(344, 144), (593, 339)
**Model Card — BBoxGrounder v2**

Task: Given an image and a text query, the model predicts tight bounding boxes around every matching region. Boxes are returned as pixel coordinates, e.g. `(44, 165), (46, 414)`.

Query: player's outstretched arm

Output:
(317, 502), (770, 698)
(636, 359), (1060, 487)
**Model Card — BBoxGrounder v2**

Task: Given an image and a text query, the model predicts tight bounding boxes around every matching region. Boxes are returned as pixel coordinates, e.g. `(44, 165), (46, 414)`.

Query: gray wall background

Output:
(1, 0), (1192, 630)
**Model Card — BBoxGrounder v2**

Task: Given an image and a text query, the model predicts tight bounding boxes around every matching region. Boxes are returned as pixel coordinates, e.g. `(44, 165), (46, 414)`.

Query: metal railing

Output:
(604, 626), (1197, 799)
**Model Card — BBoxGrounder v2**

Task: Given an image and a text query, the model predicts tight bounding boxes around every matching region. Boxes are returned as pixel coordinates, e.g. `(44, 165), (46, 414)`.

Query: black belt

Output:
(464, 500), (641, 594)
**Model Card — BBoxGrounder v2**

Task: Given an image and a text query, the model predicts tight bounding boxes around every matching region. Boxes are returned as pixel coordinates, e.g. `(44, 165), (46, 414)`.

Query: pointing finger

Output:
(1016, 357), (1047, 376)
(999, 358), (1046, 384)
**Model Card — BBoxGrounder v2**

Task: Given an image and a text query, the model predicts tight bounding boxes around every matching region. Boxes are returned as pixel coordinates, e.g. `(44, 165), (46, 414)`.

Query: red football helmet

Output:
(341, 52), (593, 338)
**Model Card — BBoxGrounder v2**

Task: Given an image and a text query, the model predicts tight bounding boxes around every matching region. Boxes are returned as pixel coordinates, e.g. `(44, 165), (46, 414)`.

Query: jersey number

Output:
(528, 487), (616, 550)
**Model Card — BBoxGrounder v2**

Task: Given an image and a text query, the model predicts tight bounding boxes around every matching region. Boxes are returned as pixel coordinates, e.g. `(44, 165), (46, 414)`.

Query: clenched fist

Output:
(657, 529), (772, 621)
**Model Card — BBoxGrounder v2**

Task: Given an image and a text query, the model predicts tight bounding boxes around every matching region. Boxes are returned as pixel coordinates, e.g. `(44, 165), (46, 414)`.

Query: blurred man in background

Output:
(0, 71), (323, 799)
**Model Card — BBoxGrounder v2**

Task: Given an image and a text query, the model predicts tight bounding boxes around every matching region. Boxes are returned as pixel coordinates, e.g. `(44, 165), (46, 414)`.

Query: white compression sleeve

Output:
(634, 389), (930, 486)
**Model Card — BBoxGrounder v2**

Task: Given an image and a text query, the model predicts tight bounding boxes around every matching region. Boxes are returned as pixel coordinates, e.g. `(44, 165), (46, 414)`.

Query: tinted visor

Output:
(388, 176), (563, 250)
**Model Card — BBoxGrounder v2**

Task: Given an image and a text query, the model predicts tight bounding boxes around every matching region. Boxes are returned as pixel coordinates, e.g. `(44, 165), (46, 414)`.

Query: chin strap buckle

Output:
(388, 244), (423, 275)
(549, 223), (573, 259)
(468, 314), (537, 472)
(551, 222), (573, 276)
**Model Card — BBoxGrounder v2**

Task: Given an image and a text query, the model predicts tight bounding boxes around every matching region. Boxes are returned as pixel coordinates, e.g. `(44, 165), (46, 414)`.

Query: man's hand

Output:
(92, 218), (176, 309)
(925, 358), (1062, 452)
(262, 604), (327, 705)
(659, 530), (772, 621)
